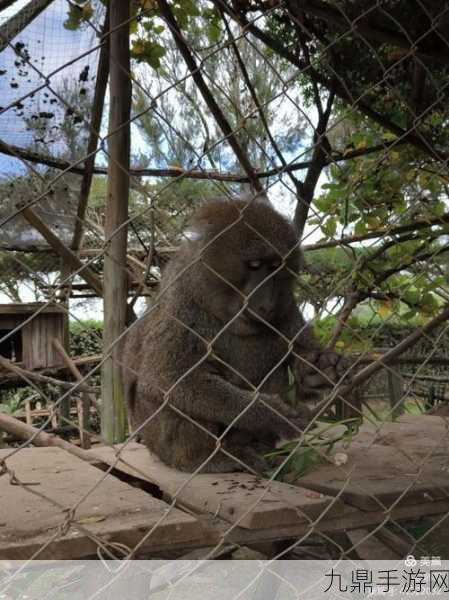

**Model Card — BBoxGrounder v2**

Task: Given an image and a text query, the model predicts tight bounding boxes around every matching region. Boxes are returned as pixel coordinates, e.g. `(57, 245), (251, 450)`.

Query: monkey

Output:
(122, 199), (351, 474)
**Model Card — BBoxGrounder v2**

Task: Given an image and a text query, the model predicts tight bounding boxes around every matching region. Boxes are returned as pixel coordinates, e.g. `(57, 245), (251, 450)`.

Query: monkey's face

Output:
(186, 201), (300, 336)
(205, 251), (296, 336)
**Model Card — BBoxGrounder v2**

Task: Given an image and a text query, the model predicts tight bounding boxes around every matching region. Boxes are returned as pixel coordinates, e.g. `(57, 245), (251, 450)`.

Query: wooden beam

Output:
(19, 205), (103, 296)
(0, 355), (101, 386)
(0, 412), (100, 464)
(101, 0), (131, 443)
(388, 370), (404, 418)
(0, 354), (96, 392)
(71, 8), (110, 252)
(0, 0), (53, 53)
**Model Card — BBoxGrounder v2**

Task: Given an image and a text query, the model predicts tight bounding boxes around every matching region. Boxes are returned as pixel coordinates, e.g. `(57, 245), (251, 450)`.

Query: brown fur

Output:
(122, 200), (346, 473)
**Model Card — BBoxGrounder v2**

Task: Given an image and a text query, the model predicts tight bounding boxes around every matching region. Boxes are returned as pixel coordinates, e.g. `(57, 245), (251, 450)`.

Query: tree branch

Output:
(0, 0), (53, 52)
(294, 90), (335, 237)
(220, 10), (302, 193)
(157, 0), (264, 195)
(304, 212), (449, 251)
(214, 0), (448, 164)
(287, 0), (449, 65)
(0, 134), (408, 181)
(347, 303), (449, 390)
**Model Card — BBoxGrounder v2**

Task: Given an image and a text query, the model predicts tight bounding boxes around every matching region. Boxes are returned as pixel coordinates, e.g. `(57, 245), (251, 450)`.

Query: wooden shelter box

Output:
(0, 303), (67, 370)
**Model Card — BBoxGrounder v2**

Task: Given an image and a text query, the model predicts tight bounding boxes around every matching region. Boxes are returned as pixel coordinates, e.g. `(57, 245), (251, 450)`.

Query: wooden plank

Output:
(300, 419), (449, 510)
(88, 444), (345, 530)
(45, 314), (65, 368)
(354, 414), (449, 455)
(374, 526), (415, 556)
(21, 314), (64, 371)
(0, 316), (21, 328)
(347, 528), (401, 559)
(0, 447), (207, 559)
(198, 498), (449, 550)
(3, 447), (447, 559)
(21, 319), (35, 370)
(38, 315), (46, 369)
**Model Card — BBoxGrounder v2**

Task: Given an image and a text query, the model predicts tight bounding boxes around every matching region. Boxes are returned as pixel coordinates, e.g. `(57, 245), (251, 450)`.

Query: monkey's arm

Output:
(289, 311), (353, 389)
(167, 373), (309, 437)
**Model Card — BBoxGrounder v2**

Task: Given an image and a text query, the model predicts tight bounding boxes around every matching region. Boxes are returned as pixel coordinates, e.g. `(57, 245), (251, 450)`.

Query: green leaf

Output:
(315, 194), (337, 213)
(354, 221), (366, 235)
(322, 217), (337, 237)
(433, 201), (446, 217)
(206, 21), (221, 43)
(132, 40), (166, 68)
(402, 289), (420, 306)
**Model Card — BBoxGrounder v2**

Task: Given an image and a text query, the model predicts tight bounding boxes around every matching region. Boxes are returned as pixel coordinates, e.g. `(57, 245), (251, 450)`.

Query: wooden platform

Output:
(0, 447), (206, 559)
(88, 443), (344, 529)
(1, 415), (449, 559)
(301, 414), (449, 511)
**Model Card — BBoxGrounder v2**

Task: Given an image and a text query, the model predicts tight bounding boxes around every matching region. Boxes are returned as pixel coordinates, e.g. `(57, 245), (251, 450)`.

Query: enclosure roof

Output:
(0, 0), (105, 250)
(0, 302), (66, 314)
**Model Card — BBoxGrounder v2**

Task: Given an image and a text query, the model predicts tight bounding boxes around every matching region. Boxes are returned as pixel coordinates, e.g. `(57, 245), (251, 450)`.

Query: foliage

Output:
(0, 388), (29, 415)
(64, 1), (95, 31)
(266, 2), (449, 135)
(132, 26), (305, 179)
(315, 128), (448, 240)
(265, 417), (361, 480)
(0, 389), (29, 447)
(306, 118), (449, 327)
(69, 319), (103, 356)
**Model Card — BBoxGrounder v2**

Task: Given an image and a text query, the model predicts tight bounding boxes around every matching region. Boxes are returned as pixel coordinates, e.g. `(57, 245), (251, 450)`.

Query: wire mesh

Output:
(0, 0), (449, 569)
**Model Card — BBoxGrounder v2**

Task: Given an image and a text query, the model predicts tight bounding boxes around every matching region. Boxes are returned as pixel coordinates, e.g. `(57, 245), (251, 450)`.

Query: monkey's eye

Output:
(247, 259), (263, 270)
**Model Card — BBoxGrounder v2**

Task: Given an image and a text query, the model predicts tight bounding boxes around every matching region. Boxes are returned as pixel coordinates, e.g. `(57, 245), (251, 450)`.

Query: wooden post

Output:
(52, 339), (93, 449)
(388, 369), (404, 418)
(57, 269), (71, 425)
(101, 0), (131, 443)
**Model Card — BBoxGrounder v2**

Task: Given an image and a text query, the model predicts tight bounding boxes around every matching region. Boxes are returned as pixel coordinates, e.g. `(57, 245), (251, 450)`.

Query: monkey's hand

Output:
(262, 396), (313, 439)
(294, 348), (353, 390)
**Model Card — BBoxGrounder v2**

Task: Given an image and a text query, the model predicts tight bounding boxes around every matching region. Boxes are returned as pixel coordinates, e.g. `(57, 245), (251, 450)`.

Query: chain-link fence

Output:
(0, 0), (449, 568)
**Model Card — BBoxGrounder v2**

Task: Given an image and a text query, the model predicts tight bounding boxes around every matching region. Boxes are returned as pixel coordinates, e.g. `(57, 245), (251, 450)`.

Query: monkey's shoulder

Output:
(124, 306), (207, 369)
